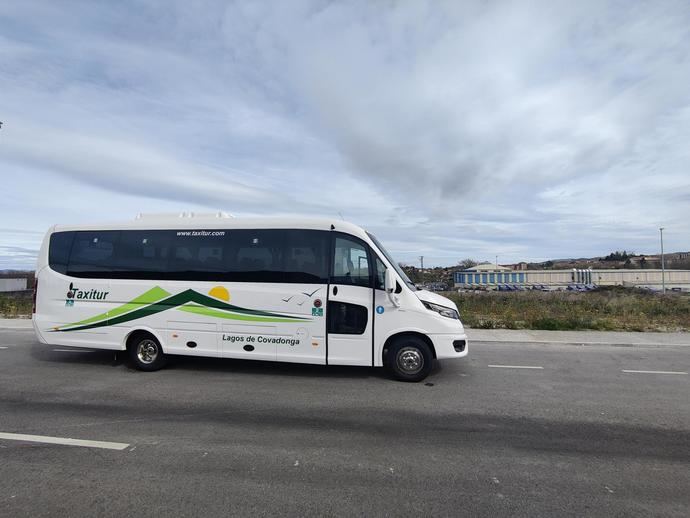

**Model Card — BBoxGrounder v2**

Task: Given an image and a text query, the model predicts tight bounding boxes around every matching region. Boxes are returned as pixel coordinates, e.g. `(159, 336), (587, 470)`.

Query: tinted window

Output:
(168, 230), (227, 279)
(59, 228), (329, 283)
(67, 231), (120, 276)
(327, 301), (368, 334)
(222, 229), (329, 283)
(48, 231), (75, 274)
(284, 230), (329, 283)
(227, 230), (283, 281)
(332, 236), (371, 288)
(374, 256), (386, 290)
(114, 231), (172, 278)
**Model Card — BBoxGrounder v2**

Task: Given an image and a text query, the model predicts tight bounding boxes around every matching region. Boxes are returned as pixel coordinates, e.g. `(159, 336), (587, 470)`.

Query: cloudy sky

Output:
(1, 0), (689, 269)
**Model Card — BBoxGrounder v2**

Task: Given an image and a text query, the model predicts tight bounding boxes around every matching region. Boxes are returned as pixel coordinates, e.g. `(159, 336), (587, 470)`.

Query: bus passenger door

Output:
(327, 235), (374, 366)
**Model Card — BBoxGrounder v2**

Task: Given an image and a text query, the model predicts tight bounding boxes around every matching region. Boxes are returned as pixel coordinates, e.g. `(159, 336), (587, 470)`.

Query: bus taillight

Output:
(32, 278), (38, 314)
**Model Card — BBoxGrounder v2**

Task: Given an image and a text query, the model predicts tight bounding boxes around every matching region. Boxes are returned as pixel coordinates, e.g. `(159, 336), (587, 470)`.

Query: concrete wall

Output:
(590, 269), (690, 287)
(0, 278), (28, 292)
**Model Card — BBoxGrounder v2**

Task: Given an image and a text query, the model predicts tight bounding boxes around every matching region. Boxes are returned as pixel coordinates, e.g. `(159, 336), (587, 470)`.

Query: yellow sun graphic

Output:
(208, 286), (230, 302)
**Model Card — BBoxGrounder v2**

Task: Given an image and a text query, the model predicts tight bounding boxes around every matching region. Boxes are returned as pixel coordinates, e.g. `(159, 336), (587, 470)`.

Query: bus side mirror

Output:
(385, 269), (400, 307)
(385, 268), (396, 293)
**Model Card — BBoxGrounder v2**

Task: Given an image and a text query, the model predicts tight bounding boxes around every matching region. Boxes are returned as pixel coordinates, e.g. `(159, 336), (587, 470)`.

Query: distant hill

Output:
(522, 251), (689, 271)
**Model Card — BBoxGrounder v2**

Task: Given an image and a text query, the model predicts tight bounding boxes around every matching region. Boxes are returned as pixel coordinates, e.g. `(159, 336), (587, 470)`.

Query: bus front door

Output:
(327, 235), (374, 366)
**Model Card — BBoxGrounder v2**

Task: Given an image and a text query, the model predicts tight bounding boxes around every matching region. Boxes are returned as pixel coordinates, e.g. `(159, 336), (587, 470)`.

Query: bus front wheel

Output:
(128, 333), (167, 371)
(384, 336), (433, 382)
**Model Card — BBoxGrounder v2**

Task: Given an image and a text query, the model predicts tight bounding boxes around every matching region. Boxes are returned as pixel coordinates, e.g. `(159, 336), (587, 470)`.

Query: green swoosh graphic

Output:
(58, 286), (172, 329)
(54, 287), (309, 332)
(178, 304), (304, 323)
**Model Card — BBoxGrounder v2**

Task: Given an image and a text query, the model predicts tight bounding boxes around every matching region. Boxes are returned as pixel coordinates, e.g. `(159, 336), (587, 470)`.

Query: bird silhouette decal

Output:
(281, 287), (323, 306)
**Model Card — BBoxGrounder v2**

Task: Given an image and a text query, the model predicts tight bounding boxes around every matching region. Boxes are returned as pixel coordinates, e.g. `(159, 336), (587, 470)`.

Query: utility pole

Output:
(495, 255), (498, 269)
(419, 256), (424, 286)
(660, 227), (665, 294)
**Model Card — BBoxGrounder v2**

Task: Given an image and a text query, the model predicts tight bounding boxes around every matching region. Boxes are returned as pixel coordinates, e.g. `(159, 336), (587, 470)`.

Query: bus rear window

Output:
(48, 231), (75, 274)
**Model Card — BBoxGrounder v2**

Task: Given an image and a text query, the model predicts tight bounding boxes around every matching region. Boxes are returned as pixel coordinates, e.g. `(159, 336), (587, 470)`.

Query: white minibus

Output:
(32, 214), (468, 381)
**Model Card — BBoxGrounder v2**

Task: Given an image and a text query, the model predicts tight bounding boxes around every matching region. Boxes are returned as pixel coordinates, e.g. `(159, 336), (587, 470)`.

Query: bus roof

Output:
(48, 216), (370, 241)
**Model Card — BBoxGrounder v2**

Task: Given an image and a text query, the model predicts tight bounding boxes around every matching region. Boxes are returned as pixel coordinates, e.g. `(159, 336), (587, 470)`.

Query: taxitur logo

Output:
(65, 282), (109, 307)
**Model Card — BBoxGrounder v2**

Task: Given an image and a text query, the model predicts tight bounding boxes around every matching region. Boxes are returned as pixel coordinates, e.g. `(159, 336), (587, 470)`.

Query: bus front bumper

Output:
(428, 333), (469, 359)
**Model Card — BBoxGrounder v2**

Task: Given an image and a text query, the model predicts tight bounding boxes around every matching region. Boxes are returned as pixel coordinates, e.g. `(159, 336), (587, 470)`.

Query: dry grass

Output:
(445, 287), (690, 331)
(0, 293), (32, 317)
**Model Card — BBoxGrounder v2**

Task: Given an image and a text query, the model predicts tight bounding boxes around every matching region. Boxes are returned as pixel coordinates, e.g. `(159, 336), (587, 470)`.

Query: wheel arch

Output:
(123, 326), (166, 352)
(382, 331), (437, 364)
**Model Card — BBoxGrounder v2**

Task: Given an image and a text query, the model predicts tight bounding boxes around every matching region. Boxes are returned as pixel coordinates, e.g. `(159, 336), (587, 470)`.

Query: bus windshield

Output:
(366, 231), (417, 291)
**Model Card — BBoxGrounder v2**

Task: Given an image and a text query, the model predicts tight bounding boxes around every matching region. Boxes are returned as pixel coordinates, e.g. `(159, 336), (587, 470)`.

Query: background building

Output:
(454, 264), (690, 290)
(0, 278), (27, 292)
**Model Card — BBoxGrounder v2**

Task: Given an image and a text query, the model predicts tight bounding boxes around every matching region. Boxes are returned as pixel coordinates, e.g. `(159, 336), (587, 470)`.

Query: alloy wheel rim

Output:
(137, 339), (158, 364)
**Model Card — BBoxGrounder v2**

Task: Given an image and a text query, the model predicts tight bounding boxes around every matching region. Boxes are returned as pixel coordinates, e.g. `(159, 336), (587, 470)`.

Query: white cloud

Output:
(0, 0), (688, 268)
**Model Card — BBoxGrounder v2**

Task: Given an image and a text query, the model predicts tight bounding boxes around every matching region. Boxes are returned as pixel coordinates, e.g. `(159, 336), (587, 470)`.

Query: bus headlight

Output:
(422, 301), (459, 319)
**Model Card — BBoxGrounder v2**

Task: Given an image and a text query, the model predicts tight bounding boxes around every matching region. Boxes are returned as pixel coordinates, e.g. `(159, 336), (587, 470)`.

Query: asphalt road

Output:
(1, 329), (688, 517)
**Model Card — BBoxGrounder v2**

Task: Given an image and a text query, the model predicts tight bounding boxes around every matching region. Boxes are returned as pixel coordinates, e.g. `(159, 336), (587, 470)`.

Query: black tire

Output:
(128, 333), (167, 371)
(384, 336), (433, 382)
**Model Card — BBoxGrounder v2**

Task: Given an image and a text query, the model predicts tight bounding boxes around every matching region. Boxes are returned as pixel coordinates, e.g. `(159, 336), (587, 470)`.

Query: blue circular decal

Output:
(376, 305), (385, 314)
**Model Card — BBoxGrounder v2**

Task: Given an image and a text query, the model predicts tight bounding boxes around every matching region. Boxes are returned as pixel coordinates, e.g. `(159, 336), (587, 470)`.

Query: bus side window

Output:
(332, 236), (371, 288)
(67, 231), (120, 275)
(283, 230), (328, 283)
(116, 231), (170, 276)
(374, 256), (386, 290)
(224, 229), (328, 283)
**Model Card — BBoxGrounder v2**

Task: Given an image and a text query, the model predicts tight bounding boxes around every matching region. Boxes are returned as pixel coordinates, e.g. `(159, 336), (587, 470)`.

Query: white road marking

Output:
(473, 339), (690, 347)
(52, 349), (94, 353)
(0, 346), (8, 349)
(487, 364), (544, 369)
(0, 432), (129, 450)
(622, 370), (687, 375)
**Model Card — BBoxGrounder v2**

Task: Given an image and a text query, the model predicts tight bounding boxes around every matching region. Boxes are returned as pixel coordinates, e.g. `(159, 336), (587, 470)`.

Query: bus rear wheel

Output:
(128, 333), (167, 371)
(384, 336), (433, 382)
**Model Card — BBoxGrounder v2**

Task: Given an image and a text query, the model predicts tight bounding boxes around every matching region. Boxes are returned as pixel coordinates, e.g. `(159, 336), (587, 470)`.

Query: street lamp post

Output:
(659, 227), (665, 294)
